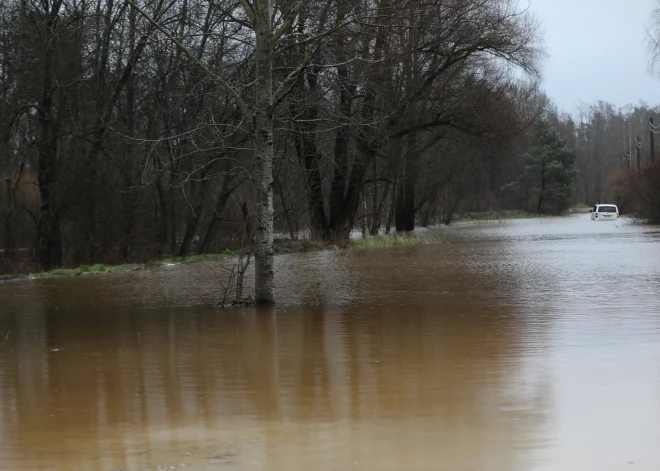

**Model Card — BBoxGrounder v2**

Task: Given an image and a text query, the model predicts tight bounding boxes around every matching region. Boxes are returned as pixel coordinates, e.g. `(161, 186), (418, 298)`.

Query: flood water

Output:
(1, 214), (660, 471)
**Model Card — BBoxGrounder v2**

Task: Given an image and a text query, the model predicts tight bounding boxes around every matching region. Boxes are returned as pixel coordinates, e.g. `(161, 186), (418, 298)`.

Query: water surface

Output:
(1, 215), (660, 470)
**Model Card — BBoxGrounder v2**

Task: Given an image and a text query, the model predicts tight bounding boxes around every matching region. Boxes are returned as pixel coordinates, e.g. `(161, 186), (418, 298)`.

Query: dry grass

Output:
(348, 233), (432, 250)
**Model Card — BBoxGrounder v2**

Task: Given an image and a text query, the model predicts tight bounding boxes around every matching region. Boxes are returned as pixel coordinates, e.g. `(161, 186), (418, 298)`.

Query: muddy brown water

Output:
(1, 215), (660, 471)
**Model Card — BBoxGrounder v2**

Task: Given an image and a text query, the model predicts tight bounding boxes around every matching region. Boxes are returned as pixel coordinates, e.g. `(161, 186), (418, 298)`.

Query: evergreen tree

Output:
(505, 119), (578, 213)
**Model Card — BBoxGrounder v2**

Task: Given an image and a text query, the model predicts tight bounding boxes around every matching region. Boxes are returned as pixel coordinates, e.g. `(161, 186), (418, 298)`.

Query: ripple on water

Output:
(1, 215), (660, 470)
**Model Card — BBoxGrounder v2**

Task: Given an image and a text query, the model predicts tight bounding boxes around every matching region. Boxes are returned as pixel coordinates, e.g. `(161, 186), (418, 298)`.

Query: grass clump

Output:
(349, 233), (424, 250)
(106, 263), (140, 273)
(303, 281), (323, 306)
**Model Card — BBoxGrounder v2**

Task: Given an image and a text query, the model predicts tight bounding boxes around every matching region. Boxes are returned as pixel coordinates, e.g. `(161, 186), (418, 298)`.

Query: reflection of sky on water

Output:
(1, 215), (660, 470)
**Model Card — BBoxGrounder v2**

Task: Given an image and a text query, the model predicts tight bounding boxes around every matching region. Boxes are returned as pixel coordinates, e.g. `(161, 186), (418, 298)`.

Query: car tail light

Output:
(595, 213), (598, 218)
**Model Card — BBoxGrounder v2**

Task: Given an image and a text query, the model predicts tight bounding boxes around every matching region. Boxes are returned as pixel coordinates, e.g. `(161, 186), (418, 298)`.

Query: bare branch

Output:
(124, 0), (251, 117)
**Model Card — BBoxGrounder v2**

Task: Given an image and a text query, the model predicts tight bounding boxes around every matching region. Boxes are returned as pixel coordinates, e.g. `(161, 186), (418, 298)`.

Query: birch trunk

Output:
(253, 0), (275, 304)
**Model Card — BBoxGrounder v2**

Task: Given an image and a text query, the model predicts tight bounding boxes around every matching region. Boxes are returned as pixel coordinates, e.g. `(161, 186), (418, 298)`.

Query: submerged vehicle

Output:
(590, 204), (619, 221)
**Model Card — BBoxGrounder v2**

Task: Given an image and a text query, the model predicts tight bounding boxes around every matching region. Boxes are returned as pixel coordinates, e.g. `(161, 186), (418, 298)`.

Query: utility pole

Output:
(651, 118), (656, 162)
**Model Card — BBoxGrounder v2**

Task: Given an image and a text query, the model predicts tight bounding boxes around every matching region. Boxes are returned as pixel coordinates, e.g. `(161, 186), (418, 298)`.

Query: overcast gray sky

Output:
(528, 0), (658, 115)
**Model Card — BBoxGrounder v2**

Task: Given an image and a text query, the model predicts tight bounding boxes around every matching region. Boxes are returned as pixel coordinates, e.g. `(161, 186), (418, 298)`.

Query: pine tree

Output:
(506, 119), (578, 213)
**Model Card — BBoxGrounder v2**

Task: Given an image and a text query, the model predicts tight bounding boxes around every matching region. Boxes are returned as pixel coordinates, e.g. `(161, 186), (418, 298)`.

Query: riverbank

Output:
(0, 240), (330, 282)
(0, 254), (234, 282)
(0, 210), (553, 282)
(0, 236), (420, 282)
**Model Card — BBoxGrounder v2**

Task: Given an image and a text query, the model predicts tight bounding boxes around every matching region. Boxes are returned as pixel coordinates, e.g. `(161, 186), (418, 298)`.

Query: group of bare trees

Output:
(616, 0), (660, 220)
(550, 102), (658, 205)
(0, 0), (548, 301)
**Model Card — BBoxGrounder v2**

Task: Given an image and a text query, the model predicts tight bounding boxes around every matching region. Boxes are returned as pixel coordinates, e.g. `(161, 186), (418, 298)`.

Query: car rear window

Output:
(598, 206), (617, 213)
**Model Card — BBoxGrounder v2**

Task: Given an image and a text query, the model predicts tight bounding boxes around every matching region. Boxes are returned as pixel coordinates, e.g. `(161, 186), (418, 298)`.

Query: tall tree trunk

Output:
(327, 75), (354, 240)
(292, 68), (327, 239)
(327, 113), (351, 241)
(119, 180), (137, 261)
(371, 137), (399, 236)
(155, 171), (169, 258)
(421, 200), (434, 227)
(36, 2), (64, 271)
(86, 0), (115, 264)
(325, 0), (361, 243)
(444, 198), (460, 225)
(178, 183), (206, 256)
(369, 155), (379, 235)
(385, 187), (395, 234)
(253, 0), (275, 304)
(119, 5), (138, 261)
(371, 180), (392, 236)
(327, 141), (371, 244)
(361, 193), (367, 239)
(537, 162), (545, 214)
(168, 186), (177, 255)
(395, 135), (416, 232)
(3, 177), (13, 259)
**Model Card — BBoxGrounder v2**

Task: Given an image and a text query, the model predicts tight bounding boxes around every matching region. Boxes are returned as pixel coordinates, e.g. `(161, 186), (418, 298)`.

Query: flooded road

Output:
(1, 214), (660, 471)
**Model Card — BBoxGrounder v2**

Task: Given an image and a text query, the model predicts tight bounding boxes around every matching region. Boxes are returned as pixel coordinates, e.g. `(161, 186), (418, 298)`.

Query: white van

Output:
(590, 204), (619, 221)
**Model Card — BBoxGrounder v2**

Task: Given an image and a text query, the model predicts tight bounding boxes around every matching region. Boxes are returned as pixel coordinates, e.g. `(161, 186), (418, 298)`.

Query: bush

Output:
(609, 161), (660, 221)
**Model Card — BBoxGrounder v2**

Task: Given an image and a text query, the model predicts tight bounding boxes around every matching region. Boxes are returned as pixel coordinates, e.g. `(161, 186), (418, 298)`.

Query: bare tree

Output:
(648, 0), (660, 75)
(123, 0), (353, 303)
